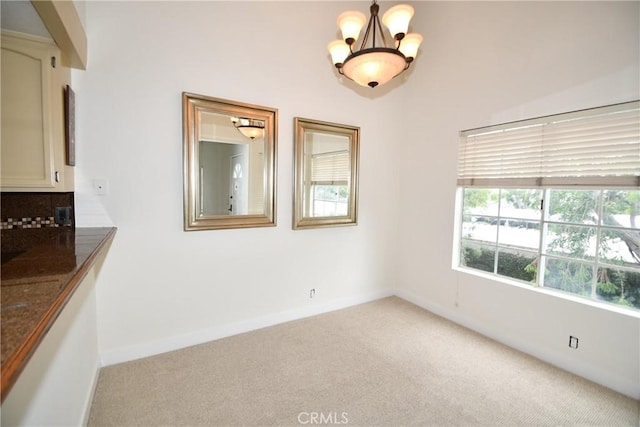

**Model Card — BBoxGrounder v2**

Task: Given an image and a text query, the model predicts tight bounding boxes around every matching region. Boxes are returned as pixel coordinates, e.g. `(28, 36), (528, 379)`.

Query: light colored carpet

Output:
(88, 297), (639, 426)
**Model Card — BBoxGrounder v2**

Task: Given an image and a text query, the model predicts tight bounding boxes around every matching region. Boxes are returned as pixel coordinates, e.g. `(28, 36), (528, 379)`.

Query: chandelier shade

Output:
(328, 40), (350, 66)
(398, 33), (423, 61)
(337, 11), (367, 44)
(381, 4), (414, 40)
(341, 48), (407, 88)
(236, 126), (264, 140)
(328, 0), (422, 89)
(231, 117), (265, 140)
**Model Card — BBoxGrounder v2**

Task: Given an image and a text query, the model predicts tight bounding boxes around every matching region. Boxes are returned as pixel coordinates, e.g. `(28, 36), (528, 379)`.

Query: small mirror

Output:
(183, 93), (277, 230)
(293, 117), (359, 229)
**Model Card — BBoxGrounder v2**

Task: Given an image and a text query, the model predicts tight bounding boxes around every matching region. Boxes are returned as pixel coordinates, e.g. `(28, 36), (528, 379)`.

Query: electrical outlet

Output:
(93, 179), (108, 195)
(54, 206), (72, 226)
(310, 288), (316, 299)
(569, 336), (579, 349)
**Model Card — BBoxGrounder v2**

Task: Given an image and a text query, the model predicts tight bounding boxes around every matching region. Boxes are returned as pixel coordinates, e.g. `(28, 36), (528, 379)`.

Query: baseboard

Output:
(99, 286), (638, 399)
(394, 289), (640, 400)
(100, 288), (394, 367)
(81, 361), (102, 426)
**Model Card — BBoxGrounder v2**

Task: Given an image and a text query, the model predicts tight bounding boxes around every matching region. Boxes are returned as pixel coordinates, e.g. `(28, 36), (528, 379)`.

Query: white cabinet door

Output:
(1, 32), (59, 189)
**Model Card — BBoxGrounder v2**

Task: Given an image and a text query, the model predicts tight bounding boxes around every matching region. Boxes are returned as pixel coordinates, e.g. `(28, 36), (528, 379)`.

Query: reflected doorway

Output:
(230, 153), (248, 215)
(199, 141), (248, 216)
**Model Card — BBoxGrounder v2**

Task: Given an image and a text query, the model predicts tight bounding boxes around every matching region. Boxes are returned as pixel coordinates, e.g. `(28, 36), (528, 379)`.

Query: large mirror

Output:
(183, 93), (277, 230)
(293, 117), (359, 229)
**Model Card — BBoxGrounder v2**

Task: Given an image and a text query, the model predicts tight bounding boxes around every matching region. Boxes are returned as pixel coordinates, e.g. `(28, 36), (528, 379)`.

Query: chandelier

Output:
(231, 117), (264, 140)
(328, 1), (422, 88)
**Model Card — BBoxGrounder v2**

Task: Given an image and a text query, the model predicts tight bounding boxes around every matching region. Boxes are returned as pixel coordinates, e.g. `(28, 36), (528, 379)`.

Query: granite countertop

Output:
(1, 227), (116, 402)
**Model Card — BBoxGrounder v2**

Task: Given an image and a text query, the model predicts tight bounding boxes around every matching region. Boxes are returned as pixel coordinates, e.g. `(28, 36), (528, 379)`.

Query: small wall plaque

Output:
(64, 85), (75, 166)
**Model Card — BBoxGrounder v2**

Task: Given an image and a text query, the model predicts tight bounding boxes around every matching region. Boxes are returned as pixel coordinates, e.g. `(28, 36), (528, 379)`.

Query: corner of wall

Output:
(394, 288), (640, 400)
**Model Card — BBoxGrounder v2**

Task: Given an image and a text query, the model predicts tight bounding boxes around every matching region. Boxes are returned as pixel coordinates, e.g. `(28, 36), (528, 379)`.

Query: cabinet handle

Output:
(55, 171), (60, 183)
(51, 56), (56, 68)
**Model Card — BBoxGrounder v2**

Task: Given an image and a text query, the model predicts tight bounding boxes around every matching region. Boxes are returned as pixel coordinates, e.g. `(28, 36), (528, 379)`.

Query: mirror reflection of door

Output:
(199, 141), (249, 216)
(197, 110), (265, 217)
(230, 154), (248, 215)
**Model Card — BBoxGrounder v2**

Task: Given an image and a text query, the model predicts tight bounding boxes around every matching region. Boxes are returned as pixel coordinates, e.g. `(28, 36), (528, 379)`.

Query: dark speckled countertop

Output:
(1, 227), (116, 402)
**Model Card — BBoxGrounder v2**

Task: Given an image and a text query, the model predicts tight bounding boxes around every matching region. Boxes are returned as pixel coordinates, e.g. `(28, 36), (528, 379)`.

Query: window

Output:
(456, 101), (640, 311)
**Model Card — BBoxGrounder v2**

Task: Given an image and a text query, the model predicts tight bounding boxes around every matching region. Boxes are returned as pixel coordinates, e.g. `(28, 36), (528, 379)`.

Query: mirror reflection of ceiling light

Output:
(328, 0), (423, 89)
(231, 117), (265, 140)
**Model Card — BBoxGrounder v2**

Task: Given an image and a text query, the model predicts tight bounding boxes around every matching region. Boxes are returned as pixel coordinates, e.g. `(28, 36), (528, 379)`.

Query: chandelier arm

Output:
(371, 10), (377, 48)
(374, 12), (388, 49)
(359, 14), (374, 51)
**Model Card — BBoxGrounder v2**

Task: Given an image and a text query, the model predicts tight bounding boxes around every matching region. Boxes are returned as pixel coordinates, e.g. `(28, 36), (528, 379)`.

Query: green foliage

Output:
(544, 259), (593, 296)
(314, 185), (348, 202)
(497, 251), (537, 281)
(603, 190), (637, 215)
(463, 189), (491, 209)
(461, 188), (640, 310)
(596, 268), (639, 308)
(596, 281), (619, 296)
(462, 244), (640, 309)
(549, 190), (598, 223)
(462, 245), (535, 282)
(502, 189), (541, 211)
(461, 245), (494, 273)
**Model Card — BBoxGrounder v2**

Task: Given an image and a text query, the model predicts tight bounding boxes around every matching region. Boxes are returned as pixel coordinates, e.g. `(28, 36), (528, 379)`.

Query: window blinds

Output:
(457, 101), (640, 187)
(311, 150), (350, 184)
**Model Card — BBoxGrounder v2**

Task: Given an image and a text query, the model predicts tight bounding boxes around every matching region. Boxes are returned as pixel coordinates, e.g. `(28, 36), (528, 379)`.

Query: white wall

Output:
(74, 1), (401, 365)
(73, 0), (640, 401)
(397, 1), (640, 398)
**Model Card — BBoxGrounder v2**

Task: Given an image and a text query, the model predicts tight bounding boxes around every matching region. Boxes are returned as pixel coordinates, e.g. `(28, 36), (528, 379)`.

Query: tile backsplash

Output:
(1, 192), (75, 253)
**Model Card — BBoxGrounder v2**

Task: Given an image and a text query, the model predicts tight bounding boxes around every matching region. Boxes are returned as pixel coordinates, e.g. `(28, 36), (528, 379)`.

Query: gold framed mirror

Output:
(293, 117), (359, 229)
(182, 93), (277, 230)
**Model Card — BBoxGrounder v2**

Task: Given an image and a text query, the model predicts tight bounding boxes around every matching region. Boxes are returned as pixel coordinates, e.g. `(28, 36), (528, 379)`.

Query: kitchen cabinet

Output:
(1, 31), (73, 191)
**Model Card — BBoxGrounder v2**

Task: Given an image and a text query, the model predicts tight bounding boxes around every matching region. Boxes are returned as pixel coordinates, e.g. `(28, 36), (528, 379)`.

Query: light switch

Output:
(93, 179), (108, 195)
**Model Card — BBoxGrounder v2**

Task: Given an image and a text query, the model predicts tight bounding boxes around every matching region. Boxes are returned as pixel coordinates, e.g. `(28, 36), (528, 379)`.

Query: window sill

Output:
(453, 266), (640, 319)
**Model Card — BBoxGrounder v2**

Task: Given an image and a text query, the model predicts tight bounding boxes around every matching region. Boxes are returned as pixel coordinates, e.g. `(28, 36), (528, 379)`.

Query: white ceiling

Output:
(1, 0), (52, 39)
